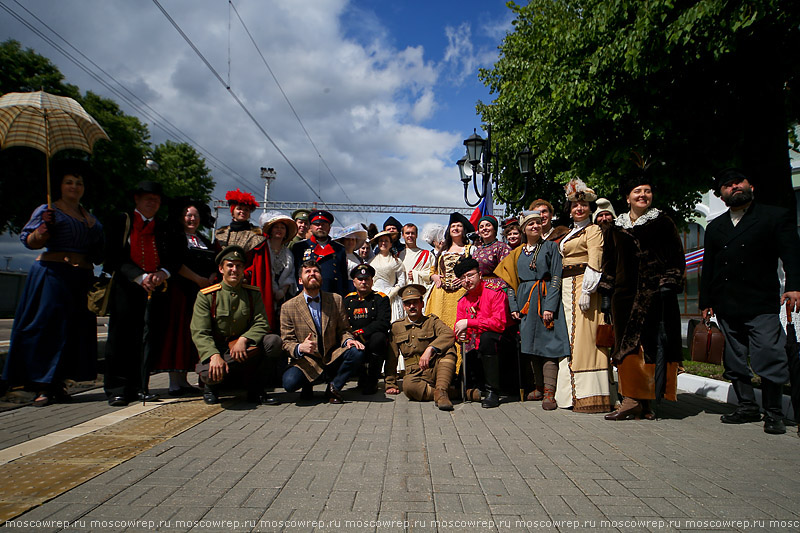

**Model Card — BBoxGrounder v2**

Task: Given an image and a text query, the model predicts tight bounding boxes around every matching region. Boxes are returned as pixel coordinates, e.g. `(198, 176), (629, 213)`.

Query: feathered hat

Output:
(225, 189), (258, 213)
(564, 178), (597, 202)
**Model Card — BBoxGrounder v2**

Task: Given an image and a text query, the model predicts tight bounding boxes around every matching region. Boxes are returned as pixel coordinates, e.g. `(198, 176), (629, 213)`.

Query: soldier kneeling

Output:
(386, 284), (458, 411)
(191, 245), (283, 405)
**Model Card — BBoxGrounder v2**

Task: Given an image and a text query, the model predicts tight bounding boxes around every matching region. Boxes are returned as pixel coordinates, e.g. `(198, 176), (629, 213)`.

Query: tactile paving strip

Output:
(0, 399), (222, 523)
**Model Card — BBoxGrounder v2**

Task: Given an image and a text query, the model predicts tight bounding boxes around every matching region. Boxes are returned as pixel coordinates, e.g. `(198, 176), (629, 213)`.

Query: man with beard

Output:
(281, 260), (364, 403)
(593, 198), (616, 231)
(700, 168), (800, 434)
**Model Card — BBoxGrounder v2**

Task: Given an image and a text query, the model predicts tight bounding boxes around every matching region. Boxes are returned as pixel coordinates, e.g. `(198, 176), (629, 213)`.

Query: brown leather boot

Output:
(604, 397), (642, 420)
(434, 388), (454, 411)
(542, 386), (557, 410)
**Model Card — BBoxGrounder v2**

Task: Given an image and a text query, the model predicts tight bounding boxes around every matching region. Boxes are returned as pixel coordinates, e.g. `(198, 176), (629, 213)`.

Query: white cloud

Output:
(1, 0), (500, 272)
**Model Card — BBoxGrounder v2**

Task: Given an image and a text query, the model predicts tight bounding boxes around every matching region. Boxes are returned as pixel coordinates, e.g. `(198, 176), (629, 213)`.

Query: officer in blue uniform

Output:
(291, 210), (349, 296)
(344, 264), (392, 394)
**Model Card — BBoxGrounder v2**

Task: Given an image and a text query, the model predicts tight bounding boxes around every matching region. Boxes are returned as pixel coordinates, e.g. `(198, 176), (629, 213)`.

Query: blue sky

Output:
(0, 0), (516, 269)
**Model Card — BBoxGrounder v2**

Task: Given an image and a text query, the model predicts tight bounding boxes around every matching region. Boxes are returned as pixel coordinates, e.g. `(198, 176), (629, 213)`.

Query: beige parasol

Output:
(0, 90), (110, 206)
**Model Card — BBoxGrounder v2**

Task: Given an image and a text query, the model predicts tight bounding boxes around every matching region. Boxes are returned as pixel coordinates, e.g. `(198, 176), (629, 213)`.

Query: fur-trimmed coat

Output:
(599, 209), (685, 364)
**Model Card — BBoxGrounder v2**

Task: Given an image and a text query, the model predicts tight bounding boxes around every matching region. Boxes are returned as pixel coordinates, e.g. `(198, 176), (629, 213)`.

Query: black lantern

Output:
(464, 129), (485, 166)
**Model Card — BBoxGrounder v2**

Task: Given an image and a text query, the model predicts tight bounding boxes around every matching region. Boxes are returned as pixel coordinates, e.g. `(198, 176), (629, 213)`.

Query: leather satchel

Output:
(690, 319), (724, 365)
(595, 324), (615, 348)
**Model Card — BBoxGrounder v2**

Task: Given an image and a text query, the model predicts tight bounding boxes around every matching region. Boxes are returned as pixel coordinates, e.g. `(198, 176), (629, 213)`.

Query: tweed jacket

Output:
(280, 291), (354, 381)
(700, 201), (800, 318)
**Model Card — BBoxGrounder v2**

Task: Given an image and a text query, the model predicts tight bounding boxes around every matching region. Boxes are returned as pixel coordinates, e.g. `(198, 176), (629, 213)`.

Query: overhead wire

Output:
(2, 0), (263, 193)
(151, 0), (329, 206)
(228, 0), (355, 205)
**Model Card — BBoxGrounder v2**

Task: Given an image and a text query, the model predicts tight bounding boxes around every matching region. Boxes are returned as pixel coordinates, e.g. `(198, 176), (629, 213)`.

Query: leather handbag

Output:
(690, 319), (725, 365)
(595, 324), (615, 348)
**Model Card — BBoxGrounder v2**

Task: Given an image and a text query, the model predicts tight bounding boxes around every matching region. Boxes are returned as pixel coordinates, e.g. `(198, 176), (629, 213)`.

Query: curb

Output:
(678, 373), (795, 420)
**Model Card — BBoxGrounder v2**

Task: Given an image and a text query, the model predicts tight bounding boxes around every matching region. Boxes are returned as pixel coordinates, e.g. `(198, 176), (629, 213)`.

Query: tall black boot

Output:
(761, 380), (786, 435)
(481, 352), (501, 408)
(721, 379), (761, 424)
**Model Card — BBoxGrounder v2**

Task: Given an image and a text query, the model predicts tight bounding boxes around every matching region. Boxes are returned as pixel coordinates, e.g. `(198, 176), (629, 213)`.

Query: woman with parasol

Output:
(2, 160), (104, 405)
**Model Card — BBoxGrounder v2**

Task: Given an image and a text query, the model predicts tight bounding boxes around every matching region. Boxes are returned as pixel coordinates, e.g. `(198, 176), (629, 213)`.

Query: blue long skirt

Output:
(2, 261), (97, 386)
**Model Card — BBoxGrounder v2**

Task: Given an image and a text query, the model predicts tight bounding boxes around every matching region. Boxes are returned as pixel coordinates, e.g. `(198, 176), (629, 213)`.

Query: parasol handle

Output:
(44, 108), (52, 208)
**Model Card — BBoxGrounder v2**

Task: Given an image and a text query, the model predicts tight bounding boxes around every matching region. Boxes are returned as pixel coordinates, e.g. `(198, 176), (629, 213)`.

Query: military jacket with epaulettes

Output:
(190, 281), (269, 362)
(344, 290), (391, 340)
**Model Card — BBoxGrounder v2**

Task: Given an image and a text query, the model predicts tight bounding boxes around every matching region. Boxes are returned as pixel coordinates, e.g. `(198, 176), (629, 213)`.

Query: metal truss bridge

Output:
(212, 200), (474, 216)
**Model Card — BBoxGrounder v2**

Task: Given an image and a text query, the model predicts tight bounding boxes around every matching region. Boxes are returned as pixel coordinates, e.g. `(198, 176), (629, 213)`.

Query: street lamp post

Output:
(456, 125), (533, 209)
(260, 167), (277, 212)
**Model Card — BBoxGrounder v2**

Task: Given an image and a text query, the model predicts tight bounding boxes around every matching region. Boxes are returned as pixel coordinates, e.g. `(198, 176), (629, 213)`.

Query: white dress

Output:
(369, 253), (408, 322)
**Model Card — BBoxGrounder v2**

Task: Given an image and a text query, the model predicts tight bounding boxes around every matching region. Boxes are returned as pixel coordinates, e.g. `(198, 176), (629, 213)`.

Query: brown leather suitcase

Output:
(690, 319), (725, 365)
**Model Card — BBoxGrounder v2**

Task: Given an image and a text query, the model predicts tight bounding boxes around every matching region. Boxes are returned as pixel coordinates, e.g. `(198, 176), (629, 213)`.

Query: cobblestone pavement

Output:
(0, 385), (798, 533)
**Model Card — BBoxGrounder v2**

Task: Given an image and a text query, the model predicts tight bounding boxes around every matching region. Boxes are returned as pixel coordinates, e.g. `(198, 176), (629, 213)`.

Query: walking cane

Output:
(516, 335), (525, 402)
(142, 280), (168, 406)
(459, 340), (468, 402)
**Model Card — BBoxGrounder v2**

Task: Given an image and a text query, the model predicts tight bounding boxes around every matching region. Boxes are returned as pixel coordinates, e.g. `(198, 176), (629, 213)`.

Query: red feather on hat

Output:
(225, 189), (258, 209)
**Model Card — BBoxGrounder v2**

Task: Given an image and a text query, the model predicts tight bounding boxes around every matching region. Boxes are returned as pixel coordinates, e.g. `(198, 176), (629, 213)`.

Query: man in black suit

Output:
(292, 210), (349, 296)
(700, 168), (800, 434)
(104, 181), (179, 406)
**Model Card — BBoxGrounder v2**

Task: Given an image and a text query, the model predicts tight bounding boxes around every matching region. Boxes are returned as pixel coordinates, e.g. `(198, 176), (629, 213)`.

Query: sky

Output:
(0, 0), (516, 270)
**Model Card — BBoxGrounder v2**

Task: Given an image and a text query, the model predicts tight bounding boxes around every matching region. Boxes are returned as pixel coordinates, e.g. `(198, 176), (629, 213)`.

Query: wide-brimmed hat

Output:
(258, 211), (297, 244)
(333, 224), (369, 247)
(370, 229), (396, 246)
(448, 212), (475, 234)
(564, 178), (597, 202)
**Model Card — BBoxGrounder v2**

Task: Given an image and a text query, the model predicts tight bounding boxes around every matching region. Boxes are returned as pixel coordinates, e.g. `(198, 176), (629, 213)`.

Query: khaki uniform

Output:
(191, 282), (270, 362)
(386, 314), (456, 399)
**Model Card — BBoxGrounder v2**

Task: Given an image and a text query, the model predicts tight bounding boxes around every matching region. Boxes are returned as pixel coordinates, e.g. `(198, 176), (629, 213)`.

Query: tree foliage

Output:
(0, 40), (215, 233)
(478, 0), (800, 221)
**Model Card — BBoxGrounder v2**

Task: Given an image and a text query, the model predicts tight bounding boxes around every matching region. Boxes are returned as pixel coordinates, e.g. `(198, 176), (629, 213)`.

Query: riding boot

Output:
(761, 380), (786, 435)
(481, 352), (501, 408)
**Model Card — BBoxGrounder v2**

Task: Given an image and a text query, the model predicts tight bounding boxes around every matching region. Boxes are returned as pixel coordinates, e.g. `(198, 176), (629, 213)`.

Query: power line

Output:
(2, 0), (264, 193)
(151, 0), (329, 206)
(228, 0), (354, 205)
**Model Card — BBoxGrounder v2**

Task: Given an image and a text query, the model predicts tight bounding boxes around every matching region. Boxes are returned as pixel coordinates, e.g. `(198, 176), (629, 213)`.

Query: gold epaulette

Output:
(243, 284), (260, 291)
(346, 291), (358, 298)
(200, 283), (221, 295)
(375, 291), (388, 298)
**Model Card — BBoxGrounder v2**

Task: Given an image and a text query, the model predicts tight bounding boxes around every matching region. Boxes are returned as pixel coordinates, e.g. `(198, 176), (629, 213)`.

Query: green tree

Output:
(478, 0), (800, 220)
(0, 40), (215, 233)
(151, 140), (214, 203)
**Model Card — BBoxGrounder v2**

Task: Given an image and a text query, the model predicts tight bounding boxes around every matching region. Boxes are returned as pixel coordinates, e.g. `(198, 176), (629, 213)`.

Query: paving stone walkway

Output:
(0, 385), (798, 533)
